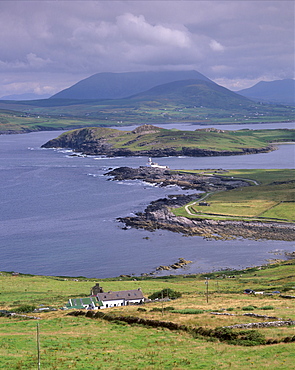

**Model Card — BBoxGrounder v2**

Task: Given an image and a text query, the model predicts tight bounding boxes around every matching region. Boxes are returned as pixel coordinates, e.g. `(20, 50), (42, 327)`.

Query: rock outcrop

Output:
(106, 166), (249, 191)
(119, 205), (295, 241)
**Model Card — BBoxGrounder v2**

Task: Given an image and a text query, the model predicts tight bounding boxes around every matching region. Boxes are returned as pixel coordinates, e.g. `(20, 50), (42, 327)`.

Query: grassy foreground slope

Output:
(0, 260), (295, 369)
(174, 169), (295, 222)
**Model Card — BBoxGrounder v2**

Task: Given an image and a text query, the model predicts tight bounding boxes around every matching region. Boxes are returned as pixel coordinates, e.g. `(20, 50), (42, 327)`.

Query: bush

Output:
(213, 327), (266, 346)
(171, 309), (204, 314)
(150, 306), (175, 312)
(242, 306), (255, 311)
(260, 305), (274, 310)
(148, 288), (182, 300)
(235, 330), (266, 346)
(137, 307), (147, 312)
(12, 304), (36, 313)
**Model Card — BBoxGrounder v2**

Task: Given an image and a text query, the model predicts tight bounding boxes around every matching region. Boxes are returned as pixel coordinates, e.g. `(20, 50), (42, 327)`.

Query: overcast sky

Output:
(0, 0), (294, 97)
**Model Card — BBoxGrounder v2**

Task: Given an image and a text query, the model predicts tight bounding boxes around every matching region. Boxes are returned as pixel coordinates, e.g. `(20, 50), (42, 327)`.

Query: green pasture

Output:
(0, 96), (294, 133)
(49, 126), (295, 157)
(174, 169), (295, 222)
(0, 260), (295, 369)
(108, 128), (295, 152)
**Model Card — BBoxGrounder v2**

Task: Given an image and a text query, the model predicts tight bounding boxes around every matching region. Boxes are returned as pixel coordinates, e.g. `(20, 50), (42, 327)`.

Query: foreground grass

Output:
(0, 260), (295, 369)
(174, 169), (295, 222)
(1, 316), (294, 370)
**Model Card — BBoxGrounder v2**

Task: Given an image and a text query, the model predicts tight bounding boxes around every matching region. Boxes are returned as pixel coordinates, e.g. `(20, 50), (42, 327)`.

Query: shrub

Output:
(148, 288), (182, 300)
(171, 309), (204, 314)
(242, 306), (255, 311)
(137, 307), (147, 312)
(12, 304), (36, 313)
(226, 307), (235, 311)
(150, 306), (175, 312)
(213, 327), (266, 346)
(260, 305), (274, 310)
(235, 330), (266, 346)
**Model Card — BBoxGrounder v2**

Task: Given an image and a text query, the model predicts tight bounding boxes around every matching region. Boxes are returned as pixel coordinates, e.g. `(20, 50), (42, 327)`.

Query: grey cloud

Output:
(0, 1), (293, 96)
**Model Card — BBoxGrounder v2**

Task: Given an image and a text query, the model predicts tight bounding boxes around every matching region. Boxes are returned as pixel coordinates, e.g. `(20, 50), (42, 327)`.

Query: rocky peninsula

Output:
(106, 166), (295, 241)
(106, 166), (249, 191)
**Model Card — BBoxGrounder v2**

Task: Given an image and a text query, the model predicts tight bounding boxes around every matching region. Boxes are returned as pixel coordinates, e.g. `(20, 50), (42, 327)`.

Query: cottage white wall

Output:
(100, 299), (125, 309)
(100, 298), (144, 309)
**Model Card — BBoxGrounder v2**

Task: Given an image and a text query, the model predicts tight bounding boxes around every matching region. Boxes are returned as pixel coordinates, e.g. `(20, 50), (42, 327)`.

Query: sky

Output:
(0, 0), (294, 98)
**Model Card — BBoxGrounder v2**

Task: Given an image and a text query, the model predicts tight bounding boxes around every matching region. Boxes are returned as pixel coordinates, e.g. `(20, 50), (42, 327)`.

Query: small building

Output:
(94, 288), (145, 309)
(90, 283), (104, 295)
(198, 202), (210, 206)
(66, 297), (102, 310)
(147, 157), (169, 169)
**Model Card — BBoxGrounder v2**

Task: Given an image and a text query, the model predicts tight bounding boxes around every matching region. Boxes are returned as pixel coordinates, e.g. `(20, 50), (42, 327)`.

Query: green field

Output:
(174, 169), (295, 222)
(0, 260), (295, 369)
(43, 126), (295, 159)
(0, 95), (294, 133)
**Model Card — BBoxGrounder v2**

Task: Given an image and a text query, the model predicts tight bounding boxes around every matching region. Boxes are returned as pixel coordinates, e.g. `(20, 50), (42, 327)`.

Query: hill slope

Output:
(50, 70), (212, 100)
(131, 79), (253, 109)
(41, 124), (295, 157)
(237, 79), (295, 105)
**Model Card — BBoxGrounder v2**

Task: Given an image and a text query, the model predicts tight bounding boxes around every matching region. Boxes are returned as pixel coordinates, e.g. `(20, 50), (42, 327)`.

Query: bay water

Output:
(0, 122), (294, 278)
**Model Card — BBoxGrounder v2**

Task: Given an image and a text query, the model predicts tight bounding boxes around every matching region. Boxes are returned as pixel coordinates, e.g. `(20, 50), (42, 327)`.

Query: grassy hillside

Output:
(0, 260), (294, 369)
(174, 169), (295, 222)
(131, 79), (252, 109)
(42, 125), (295, 157)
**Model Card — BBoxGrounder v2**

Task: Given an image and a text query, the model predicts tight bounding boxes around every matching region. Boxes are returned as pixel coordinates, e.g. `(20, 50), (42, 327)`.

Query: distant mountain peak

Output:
(50, 70), (213, 100)
(237, 79), (295, 105)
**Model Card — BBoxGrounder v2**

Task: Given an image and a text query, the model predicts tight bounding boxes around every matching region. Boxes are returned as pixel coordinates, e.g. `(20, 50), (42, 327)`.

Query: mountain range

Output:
(1, 71), (293, 106)
(237, 79), (295, 105)
(0, 71), (293, 133)
(50, 70), (212, 100)
(49, 71), (294, 105)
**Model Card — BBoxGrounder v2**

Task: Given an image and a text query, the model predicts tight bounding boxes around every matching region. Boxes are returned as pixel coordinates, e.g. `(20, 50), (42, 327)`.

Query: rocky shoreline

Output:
(106, 166), (250, 192)
(119, 208), (295, 241)
(107, 166), (295, 241)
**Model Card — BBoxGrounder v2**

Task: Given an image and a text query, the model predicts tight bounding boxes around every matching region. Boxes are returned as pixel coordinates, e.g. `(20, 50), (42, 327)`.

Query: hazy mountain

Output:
(0, 93), (51, 100)
(130, 79), (253, 108)
(50, 70), (212, 100)
(237, 79), (295, 105)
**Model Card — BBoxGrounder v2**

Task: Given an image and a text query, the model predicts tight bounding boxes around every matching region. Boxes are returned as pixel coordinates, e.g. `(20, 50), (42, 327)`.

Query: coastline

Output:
(108, 166), (295, 242)
(119, 211), (295, 242)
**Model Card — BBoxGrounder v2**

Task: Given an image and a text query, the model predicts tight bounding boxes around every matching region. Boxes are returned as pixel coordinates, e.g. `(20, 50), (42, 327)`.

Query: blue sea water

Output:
(0, 122), (294, 278)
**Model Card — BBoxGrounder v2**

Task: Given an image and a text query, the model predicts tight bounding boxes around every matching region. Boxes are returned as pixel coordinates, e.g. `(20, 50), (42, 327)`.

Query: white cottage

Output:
(94, 288), (145, 309)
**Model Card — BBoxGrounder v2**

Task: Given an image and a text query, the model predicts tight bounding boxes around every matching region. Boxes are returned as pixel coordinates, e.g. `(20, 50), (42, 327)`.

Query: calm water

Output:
(0, 123), (294, 278)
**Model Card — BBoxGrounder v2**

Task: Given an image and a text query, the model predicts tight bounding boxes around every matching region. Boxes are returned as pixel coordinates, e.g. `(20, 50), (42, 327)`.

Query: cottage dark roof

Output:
(96, 289), (144, 302)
